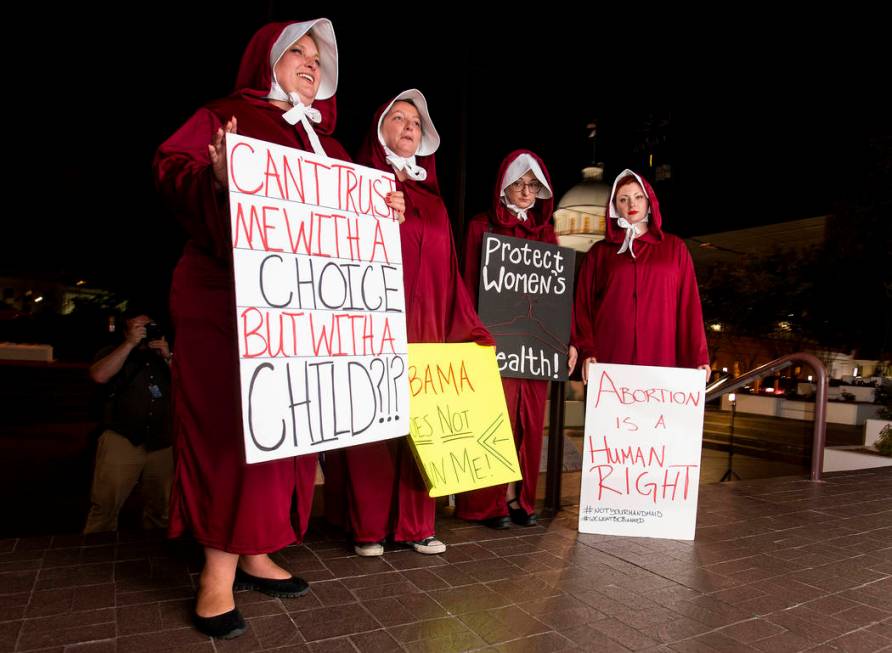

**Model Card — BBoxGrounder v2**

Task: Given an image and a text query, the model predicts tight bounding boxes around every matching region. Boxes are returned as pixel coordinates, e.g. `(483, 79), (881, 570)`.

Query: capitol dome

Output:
(553, 165), (611, 253)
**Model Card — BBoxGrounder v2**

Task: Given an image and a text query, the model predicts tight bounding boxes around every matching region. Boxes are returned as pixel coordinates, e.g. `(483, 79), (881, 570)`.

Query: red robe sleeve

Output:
(446, 223), (494, 346)
(153, 108), (231, 261)
(571, 247), (599, 364)
(675, 243), (709, 368)
(461, 217), (488, 307)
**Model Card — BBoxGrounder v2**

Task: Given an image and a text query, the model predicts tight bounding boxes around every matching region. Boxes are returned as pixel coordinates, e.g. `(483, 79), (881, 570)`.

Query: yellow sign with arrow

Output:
(406, 343), (521, 497)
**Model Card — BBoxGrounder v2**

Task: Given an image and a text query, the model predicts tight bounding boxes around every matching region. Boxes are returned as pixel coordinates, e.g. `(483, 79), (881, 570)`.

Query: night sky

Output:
(5, 5), (887, 316)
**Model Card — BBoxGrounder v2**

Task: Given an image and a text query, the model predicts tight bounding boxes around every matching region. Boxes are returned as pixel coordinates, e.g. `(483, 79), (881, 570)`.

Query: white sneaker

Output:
(408, 537), (446, 555)
(354, 542), (384, 557)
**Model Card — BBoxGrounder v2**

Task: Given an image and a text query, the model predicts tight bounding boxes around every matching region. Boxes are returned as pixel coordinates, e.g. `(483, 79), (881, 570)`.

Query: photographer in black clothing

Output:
(84, 314), (173, 533)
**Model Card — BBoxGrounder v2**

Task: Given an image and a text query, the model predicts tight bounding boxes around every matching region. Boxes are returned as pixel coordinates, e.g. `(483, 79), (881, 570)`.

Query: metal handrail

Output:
(705, 352), (829, 481)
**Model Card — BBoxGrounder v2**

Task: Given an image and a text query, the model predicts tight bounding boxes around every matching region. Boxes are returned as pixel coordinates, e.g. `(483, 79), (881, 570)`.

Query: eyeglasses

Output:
(507, 180), (542, 194)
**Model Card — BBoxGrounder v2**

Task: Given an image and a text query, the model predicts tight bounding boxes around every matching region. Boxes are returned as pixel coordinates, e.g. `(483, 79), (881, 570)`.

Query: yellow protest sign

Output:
(407, 343), (521, 497)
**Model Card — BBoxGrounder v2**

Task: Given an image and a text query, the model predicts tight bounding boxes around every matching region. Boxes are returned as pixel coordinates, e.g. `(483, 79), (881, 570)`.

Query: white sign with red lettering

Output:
(578, 362), (705, 540)
(227, 134), (409, 463)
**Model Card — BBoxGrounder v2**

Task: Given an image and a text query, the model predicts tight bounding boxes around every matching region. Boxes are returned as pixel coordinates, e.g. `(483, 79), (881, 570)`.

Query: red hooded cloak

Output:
(153, 21), (350, 553)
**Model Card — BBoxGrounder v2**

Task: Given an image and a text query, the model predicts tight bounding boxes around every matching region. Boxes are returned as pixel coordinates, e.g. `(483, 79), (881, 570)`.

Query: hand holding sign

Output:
(385, 191), (406, 223)
(209, 115), (238, 189)
(581, 356), (597, 384)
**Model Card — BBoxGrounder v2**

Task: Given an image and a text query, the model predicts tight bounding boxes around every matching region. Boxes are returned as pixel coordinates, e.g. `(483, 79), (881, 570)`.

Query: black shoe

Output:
(192, 607), (246, 639)
(482, 515), (510, 530)
(507, 499), (537, 527)
(234, 567), (310, 598)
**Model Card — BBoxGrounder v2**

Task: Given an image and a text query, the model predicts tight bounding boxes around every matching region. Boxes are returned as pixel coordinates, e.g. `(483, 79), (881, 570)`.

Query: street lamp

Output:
(721, 393), (741, 482)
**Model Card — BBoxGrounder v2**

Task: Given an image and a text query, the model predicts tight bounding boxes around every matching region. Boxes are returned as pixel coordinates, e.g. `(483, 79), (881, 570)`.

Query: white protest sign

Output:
(227, 134), (408, 463)
(578, 363), (705, 540)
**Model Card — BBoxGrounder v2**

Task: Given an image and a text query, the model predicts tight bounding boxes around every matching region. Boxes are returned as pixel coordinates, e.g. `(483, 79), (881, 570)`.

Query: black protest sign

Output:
(477, 233), (575, 381)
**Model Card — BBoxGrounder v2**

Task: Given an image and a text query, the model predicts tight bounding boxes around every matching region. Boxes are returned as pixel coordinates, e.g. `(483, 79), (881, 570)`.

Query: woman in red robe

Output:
(455, 150), (576, 528)
(154, 19), (393, 639)
(572, 169), (709, 380)
(344, 89), (493, 557)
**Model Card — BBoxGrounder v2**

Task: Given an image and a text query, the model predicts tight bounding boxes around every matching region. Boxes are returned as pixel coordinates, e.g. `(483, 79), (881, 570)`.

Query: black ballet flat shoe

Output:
(192, 607), (246, 639)
(507, 498), (538, 527)
(234, 567), (310, 598)
(482, 515), (510, 530)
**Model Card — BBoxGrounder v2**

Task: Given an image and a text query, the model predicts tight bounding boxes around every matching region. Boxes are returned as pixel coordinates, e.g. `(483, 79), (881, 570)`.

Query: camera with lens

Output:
(144, 321), (164, 342)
